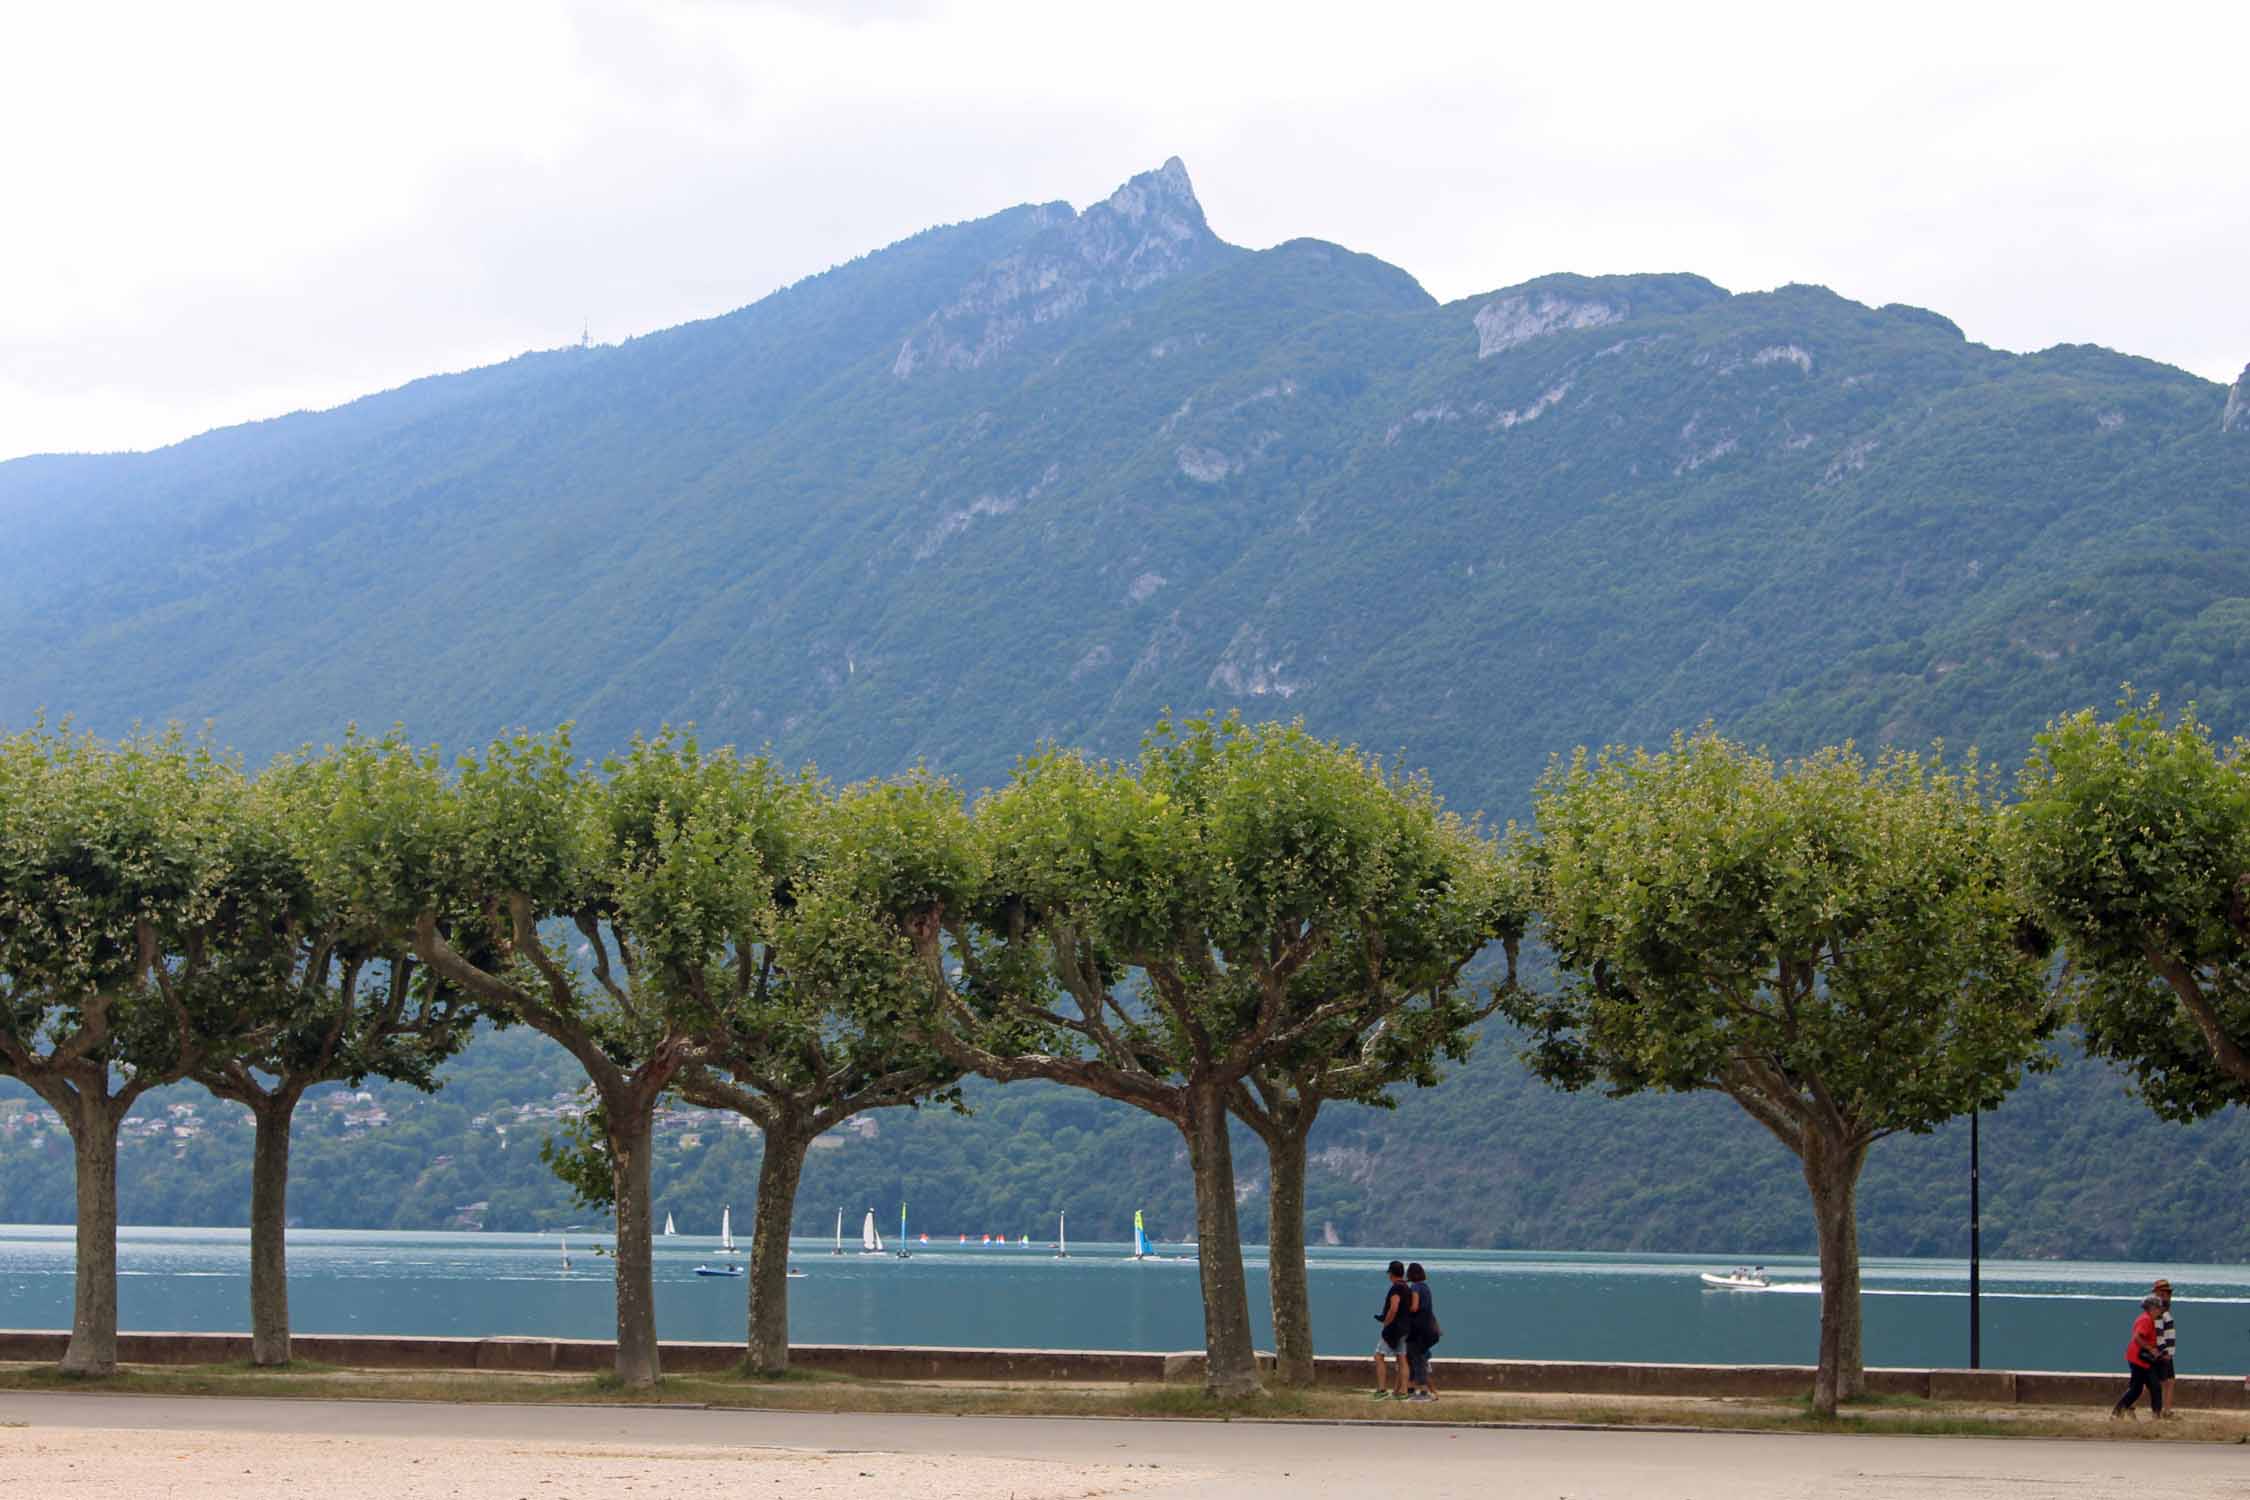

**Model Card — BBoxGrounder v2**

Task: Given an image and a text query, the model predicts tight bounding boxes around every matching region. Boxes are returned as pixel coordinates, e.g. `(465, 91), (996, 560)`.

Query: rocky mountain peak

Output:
(892, 159), (1228, 377)
(2225, 363), (2248, 432)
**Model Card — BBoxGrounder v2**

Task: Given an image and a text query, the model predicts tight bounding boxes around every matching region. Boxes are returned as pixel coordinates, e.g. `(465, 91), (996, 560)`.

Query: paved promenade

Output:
(4, 1391), (2245, 1498)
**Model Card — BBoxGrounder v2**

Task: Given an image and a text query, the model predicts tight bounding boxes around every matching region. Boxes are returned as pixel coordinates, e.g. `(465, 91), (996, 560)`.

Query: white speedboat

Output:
(693, 1263), (742, 1278)
(1699, 1266), (1771, 1290)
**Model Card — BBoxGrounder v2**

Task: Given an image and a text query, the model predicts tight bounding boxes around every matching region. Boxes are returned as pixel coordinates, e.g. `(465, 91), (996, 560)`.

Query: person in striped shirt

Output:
(2152, 1277), (2178, 1418)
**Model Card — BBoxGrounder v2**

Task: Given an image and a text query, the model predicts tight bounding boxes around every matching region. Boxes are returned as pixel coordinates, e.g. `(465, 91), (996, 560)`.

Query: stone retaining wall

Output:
(0, 1329), (2240, 1409)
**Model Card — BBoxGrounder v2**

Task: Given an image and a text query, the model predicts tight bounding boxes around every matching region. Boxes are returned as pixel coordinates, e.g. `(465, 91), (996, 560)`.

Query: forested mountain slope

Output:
(3, 159), (2243, 817)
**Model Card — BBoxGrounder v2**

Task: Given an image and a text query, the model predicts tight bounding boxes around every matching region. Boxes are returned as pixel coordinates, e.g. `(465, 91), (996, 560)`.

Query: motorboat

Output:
(694, 1263), (744, 1278)
(1699, 1266), (1771, 1290)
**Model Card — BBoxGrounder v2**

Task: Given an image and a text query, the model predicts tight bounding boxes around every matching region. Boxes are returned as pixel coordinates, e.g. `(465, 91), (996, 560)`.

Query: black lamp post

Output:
(1969, 1108), (1982, 1370)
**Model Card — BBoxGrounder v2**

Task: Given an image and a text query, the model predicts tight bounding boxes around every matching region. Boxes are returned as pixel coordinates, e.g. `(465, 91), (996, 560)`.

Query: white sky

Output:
(5, 0), (2247, 462)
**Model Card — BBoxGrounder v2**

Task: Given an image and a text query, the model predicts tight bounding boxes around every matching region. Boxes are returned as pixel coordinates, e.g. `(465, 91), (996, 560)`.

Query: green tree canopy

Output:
(1229, 784), (1521, 1384)
(358, 727), (807, 1387)
(0, 725), (293, 1374)
(941, 713), (1503, 1396)
(2011, 696), (2250, 1118)
(196, 736), (483, 1366)
(667, 771), (970, 1371)
(1504, 730), (2055, 1413)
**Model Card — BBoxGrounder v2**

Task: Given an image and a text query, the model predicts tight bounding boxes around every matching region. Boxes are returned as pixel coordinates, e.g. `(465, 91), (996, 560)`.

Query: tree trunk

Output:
(59, 1094), (123, 1377)
(1182, 1081), (1263, 1398)
(1803, 1133), (1869, 1415)
(606, 1098), (663, 1388)
(1262, 1116), (1316, 1387)
(246, 1089), (302, 1367)
(745, 1120), (809, 1375)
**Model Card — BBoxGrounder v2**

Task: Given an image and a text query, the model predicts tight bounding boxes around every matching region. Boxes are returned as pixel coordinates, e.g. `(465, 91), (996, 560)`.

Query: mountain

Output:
(4, 159), (2247, 1259)
(5, 158), (2242, 819)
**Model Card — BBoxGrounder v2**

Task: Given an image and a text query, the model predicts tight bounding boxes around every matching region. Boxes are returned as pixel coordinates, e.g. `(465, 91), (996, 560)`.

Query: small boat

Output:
(560, 1233), (573, 1273)
(860, 1208), (885, 1255)
(1700, 1266), (1771, 1290)
(786, 1266), (808, 1280)
(662, 1213), (676, 1237)
(694, 1263), (743, 1278)
(833, 1207), (845, 1256)
(895, 1203), (912, 1259)
(1055, 1209), (1069, 1259)
(719, 1206), (739, 1255)
(1131, 1209), (1155, 1261)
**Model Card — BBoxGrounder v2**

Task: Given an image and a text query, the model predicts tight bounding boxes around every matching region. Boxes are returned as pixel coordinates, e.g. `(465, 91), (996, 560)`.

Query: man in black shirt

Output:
(1371, 1260), (1410, 1399)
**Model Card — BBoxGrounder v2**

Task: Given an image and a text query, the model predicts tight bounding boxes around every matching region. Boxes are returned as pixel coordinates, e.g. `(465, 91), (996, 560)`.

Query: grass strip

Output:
(0, 1361), (2242, 1444)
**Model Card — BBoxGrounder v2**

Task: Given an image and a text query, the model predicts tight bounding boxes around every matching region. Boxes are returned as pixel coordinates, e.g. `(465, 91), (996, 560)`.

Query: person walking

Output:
(1403, 1261), (1442, 1402)
(1371, 1260), (1411, 1400)
(2152, 1278), (2178, 1418)
(2110, 1294), (2166, 1420)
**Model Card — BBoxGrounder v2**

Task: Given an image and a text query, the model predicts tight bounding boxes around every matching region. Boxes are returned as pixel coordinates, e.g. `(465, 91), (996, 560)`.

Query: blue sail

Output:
(1133, 1209), (1152, 1257)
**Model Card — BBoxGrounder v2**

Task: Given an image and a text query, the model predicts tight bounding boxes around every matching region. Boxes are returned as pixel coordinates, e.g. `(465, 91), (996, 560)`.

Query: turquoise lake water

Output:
(2, 1224), (2245, 1375)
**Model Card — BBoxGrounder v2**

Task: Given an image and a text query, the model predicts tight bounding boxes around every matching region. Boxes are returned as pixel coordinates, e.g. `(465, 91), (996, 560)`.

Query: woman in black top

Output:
(1404, 1261), (1440, 1402)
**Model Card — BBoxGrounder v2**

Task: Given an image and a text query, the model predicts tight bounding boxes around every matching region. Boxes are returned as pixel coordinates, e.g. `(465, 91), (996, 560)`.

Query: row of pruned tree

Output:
(2, 698), (2242, 1416)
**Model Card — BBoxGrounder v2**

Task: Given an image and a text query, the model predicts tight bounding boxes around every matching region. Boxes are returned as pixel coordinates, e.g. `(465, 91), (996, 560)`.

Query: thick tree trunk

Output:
(607, 1100), (663, 1388)
(1804, 1134), (1869, 1415)
(246, 1089), (302, 1367)
(745, 1121), (809, 1375)
(59, 1096), (123, 1377)
(1262, 1118), (1316, 1387)
(1182, 1081), (1263, 1398)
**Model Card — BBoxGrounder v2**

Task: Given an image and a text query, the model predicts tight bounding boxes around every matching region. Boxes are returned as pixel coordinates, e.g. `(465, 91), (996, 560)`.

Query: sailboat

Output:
(560, 1232), (573, 1273)
(1055, 1209), (1069, 1259)
(1131, 1209), (1154, 1260)
(832, 1207), (845, 1255)
(894, 1203), (912, 1259)
(662, 1212), (676, 1237)
(860, 1208), (885, 1254)
(719, 1206), (739, 1255)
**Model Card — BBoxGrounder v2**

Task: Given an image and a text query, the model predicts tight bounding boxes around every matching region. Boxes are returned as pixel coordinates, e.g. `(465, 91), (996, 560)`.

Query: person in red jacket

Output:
(2110, 1294), (2167, 1419)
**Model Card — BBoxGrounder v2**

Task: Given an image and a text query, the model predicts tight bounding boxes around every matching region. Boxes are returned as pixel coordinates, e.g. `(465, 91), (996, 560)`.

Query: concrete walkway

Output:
(4, 1391), (2243, 1498)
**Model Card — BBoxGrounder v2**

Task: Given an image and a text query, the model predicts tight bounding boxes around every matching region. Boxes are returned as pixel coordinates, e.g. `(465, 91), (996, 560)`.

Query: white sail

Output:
(1056, 1209), (1068, 1258)
(833, 1207), (844, 1254)
(720, 1206), (737, 1252)
(861, 1209), (883, 1252)
(663, 1213), (676, 1237)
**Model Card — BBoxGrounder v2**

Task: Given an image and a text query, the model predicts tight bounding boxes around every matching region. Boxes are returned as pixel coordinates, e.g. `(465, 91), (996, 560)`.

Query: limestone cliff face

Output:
(892, 158), (1231, 376)
(2225, 363), (2249, 432)
(1474, 290), (1626, 358)
(1467, 273), (1729, 358)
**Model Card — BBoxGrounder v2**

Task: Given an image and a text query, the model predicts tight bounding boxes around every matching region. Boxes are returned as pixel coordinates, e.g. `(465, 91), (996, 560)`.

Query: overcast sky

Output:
(6, 0), (2247, 463)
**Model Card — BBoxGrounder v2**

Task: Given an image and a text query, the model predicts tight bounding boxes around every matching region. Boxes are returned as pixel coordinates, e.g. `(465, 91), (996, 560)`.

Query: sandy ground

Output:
(7, 1393), (2250, 1499)
(0, 1425), (1195, 1499)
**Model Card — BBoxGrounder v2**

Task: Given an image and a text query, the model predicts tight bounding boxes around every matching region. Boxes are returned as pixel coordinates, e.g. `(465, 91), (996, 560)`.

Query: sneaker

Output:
(1407, 1391), (1436, 1403)
(1369, 1390), (1391, 1400)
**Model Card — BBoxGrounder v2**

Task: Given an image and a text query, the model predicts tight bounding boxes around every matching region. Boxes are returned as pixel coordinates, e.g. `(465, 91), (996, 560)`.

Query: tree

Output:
(936, 715), (1474, 1397)
(370, 729), (801, 1388)
(671, 773), (969, 1373)
(0, 727), (285, 1375)
(2011, 697), (2250, 1118)
(1228, 795), (1521, 1386)
(193, 739), (482, 1366)
(1503, 731), (2055, 1414)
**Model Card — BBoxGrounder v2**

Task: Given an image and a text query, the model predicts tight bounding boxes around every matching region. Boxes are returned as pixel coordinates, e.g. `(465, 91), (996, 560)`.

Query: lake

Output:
(2, 1224), (2244, 1375)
